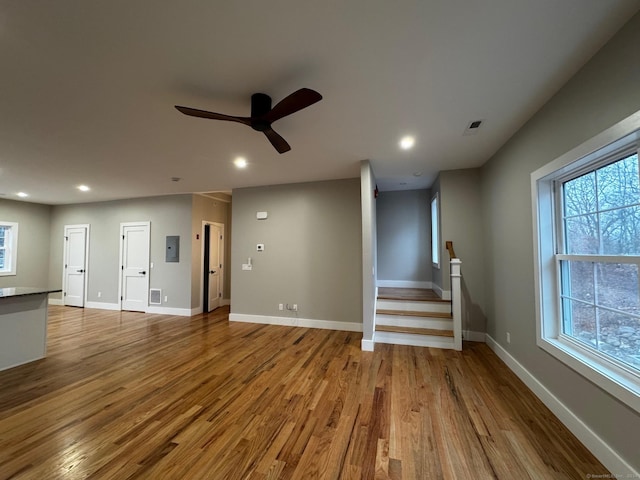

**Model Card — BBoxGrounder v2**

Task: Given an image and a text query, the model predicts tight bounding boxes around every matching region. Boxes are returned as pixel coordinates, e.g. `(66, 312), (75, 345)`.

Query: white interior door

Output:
(120, 222), (150, 312)
(208, 224), (222, 312)
(63, 225), (88, 307)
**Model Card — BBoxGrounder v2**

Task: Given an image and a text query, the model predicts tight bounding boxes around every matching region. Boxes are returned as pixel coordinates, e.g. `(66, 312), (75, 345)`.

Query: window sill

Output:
(537, 336), (640, 415)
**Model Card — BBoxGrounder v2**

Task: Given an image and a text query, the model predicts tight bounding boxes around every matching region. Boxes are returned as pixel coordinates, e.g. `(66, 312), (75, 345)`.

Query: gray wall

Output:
(0, 200), (52, 289)
(191, 194), (232, 308)
(438, 169), (485, 334)
(230, 178), (362, 324)
(376, 189), (431, 284)
(481, 12), (640, 471)
(49, 195), (193, 308)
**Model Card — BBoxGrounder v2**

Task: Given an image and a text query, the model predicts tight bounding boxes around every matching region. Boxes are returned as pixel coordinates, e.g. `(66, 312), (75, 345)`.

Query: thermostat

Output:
(256, 211), (268, 220)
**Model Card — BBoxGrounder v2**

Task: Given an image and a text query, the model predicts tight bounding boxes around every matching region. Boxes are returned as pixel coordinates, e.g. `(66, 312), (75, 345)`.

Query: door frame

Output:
(200, 221), (225, 313)
(62, 224), (90, 307)
(118, 221), (151, 311)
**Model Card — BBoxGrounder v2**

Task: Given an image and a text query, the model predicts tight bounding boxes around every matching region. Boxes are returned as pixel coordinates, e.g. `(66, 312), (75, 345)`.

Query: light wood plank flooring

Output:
(377, 288), (446, 302)
(0, 306), (608, 479)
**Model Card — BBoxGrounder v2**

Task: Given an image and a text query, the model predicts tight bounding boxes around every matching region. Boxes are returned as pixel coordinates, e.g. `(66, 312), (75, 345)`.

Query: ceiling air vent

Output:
(149, 288), (162, 305)
(463, 119), (484, 136)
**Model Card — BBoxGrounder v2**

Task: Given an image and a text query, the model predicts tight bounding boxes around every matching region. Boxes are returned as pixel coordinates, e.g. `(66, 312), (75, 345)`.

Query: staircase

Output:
(375, 288), (457, 349)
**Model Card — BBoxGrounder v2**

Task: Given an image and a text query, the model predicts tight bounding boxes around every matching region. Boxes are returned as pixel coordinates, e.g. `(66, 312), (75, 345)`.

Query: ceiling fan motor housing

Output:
(250, 93), (272, 131)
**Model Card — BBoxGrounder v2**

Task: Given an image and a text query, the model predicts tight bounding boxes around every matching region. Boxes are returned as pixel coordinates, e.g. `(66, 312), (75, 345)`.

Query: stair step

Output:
(376, 314), (452, 331)
(374, 330), (456, 349)
(376, 309), (452, 319)
(376, 325), (454, 337)
(377, 287), (446, 302)
(377, 293), (450, 302)
(376, 299), (451, 314)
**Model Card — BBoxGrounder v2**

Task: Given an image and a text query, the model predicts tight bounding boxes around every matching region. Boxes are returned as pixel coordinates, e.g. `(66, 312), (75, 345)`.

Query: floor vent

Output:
(149, 288), (162, 305)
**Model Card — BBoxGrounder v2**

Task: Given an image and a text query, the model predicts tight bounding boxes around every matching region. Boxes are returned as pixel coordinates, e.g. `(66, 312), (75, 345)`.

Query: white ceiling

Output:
(1, 1), (638, 205)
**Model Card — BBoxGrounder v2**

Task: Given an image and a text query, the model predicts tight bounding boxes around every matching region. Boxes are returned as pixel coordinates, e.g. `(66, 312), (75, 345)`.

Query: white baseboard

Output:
(463, 330), (486, 342)
(229, 313), (363, 332)
(377, 280), (432, 289)
(48, 298), (63, 306)
(485, 335), (638, 478)
(145, 306), (191, 316)
(361, 337), (375, 351)
(191, 306), (203, 315)
(432, 283), (451, 300)
(85, 301), (120, 311)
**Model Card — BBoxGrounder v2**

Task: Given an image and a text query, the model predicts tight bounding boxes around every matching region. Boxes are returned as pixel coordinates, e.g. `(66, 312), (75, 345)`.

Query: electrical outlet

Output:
(293, 304), (298, 311)
(279, 303), (283, 311)
(506, 332), (511, 344)
(164, 296), (168, 303)
(97, 291), (101, 298)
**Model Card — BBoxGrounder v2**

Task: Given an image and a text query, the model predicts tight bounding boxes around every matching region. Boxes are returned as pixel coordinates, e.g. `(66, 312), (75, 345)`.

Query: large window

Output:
(0, 222), (18, 276)
(559, 152), (640, 371)
(532, 116), (640, 414)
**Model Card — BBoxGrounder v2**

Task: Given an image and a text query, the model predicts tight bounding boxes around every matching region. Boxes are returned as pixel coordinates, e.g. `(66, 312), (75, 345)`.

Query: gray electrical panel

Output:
(166, 236), (180, 262)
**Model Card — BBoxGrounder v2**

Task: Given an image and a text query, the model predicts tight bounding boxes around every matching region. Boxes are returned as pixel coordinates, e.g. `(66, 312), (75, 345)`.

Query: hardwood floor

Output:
(0, 306), (608, 479)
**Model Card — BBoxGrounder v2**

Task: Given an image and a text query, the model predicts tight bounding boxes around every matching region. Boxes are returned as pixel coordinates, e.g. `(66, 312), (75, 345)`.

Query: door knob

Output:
(209, 270), (216, 274)
(77, 269), (84, 273)
(139, 271), (146, 275)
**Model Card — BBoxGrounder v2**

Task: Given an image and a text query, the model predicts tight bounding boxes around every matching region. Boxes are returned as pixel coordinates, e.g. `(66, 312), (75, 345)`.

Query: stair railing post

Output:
(450, 258), (462, 351)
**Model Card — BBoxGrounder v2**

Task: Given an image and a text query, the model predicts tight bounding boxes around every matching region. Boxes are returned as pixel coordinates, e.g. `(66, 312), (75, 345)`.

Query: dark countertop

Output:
(0, 287), (63, 299)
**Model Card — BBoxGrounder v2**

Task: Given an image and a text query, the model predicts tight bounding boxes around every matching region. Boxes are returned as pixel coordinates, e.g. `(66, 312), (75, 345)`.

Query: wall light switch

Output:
(242, 264), (253, 271)
(257, 244), (265, 252)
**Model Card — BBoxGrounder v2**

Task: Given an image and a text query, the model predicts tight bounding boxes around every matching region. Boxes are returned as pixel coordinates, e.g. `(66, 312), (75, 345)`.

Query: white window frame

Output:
(0, 221), (19, 276)
(531, 110), (640, 415)
(431, 193), (440, 268)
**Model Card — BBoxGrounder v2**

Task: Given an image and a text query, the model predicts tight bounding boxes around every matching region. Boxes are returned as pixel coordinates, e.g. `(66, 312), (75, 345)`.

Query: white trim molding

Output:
(48, 298), (63, 306)
(431, 283), (451, 301)
(361, 337), (375, 351)
(146, 306), (192, 316)
(85, 301), (120, 311)
(229, 313), (363, 333)
(486, 335), (638, 478)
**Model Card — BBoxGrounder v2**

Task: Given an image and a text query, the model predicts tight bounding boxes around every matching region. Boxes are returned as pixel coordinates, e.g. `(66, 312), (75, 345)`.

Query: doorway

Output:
(202, 221), (224, 313)
(63, 224), (89, 307)
(119, 221), (150, 312)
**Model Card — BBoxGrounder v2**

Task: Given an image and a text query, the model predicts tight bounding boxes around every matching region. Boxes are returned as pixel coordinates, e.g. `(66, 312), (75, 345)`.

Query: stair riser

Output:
(376, 299), (450, 314)
(374, 331), (456, 349)
(376, 314), (452, 331)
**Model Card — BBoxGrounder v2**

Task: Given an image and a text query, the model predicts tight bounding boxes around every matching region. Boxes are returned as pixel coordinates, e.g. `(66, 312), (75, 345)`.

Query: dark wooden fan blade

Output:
(266, 88), (322, 123)
(263, 128), (291, 154)
(175, 106), (251, 126)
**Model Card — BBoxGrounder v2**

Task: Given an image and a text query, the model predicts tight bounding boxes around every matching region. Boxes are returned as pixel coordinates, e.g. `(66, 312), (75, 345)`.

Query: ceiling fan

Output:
(175, 88), (322, 154)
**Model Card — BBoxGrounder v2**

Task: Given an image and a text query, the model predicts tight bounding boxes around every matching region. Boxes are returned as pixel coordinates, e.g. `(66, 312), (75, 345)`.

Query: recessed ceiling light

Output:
(413, 172), (423, 177)
(399, 136), (415, 150)
(77, 185), (90, 192)
(17, 192), (28, 198)
(234, 157), (248, 169)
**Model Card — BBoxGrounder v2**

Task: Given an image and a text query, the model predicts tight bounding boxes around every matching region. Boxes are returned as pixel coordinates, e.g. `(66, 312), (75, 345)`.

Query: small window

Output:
(431, 194), (440, 267)
(0, 222), (18, 276)
(532, 115), (640, 415)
